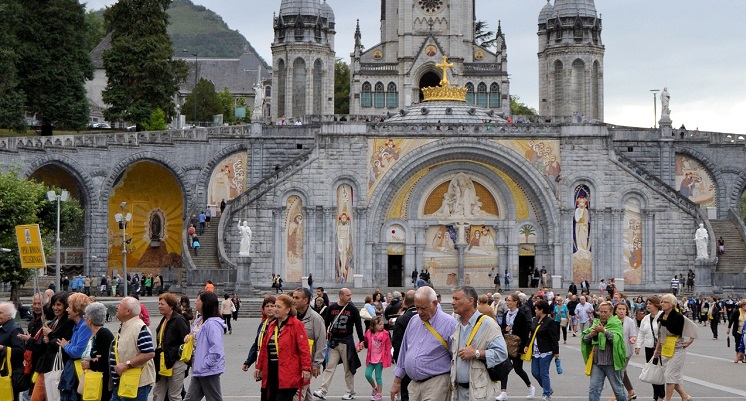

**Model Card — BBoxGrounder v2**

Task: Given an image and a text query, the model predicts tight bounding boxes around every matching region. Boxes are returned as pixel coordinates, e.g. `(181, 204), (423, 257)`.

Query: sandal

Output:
(628, 391), (637, 400)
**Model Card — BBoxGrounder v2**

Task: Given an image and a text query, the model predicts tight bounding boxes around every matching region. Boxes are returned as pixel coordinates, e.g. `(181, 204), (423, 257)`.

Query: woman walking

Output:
(80, 302), (115, 401)
(243, 296), (276, 369)
(612, 302), (637, 400)
(553, 296), (569, 344)
(496, 293), (536, 400)
(726, 299), (746, 363)
(231, 294), (241, 321)
(527, 300), (559, 401)
(654, 294), (694, 401)
(57, 293), (92, 401)
(31, 292), (75, 401)
(634, 295), (665, 401)
(153, 293), (191, 401)
(254, 294), (311, 401)
(221, 294), (234, 335)
(184, 291), (227, 401)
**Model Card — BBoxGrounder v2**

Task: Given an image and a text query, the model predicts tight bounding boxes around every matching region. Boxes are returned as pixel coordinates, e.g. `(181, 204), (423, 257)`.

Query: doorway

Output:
(418, 72), (441, 102)
(388, 255), (403, 287)
(518, 256), (535, 288)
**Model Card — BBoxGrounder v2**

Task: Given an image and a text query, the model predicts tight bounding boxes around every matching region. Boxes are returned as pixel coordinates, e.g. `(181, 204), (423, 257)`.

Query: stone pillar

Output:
(694, 259), (714, 294)
(235, 257), (253, 293)
(642, 209), (655, 286)
(611, 208), (624, 279)
(614, 278), (625, 292)
(355, 206), (368, 281)
(323, 207), (334, 285)
(457, 244), (466, 286)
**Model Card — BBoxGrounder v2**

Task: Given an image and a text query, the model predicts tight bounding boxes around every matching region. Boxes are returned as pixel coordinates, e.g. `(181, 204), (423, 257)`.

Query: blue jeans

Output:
(110, 384), (152, 401)
(531, 354), (553, 397)
(588, 364), (626, 401)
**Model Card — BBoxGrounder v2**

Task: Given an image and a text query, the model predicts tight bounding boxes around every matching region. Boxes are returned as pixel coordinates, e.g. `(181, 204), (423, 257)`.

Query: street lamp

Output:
(0, 248), (10, 253)
(650, 89), (660, 129)
(47, 190), (69, 292)
(183, 49), (199, 126)
(114, 201), (132, 297)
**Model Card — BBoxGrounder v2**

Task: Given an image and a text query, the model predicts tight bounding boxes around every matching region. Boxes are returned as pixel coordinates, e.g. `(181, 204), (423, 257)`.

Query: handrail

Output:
(217, 202), (236, 270)
(727, 208), (746, 246)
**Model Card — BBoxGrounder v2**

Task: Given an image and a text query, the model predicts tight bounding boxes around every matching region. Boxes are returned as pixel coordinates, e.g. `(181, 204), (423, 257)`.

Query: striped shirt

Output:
(109, 326), (155, 385)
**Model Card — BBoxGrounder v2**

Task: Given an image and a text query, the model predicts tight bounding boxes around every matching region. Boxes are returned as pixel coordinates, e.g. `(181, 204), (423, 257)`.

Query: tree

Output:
(511, 96), (538, 116)
(217, 87), (236, 124)
(181, 78), (223, 123)
(334, 59), (350, 115)
(0, 0), (26, 132)
(84, 10), (106, 53)
(15, 0), (94, 135)
(475, 20), (497, 49)
(0, 170), (82, 303)
(102, 0), (188, 128)
(142, 108), (168, 131)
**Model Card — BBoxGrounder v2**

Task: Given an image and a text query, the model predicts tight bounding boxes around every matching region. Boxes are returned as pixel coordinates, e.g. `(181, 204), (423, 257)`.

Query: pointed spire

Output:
(354, 19), (362, 49)
(496, 20), (502, 37)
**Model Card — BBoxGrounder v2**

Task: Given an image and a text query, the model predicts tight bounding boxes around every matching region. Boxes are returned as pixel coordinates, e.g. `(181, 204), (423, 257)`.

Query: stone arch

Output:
(513, 219), (545, 244)
(292, 57), (307, 117)
(366, 138), (560, 243)
(196, 143), (250, 206)
(618, 189), (650, 210)
(379, 219), (415, 244)
(329, 175), (364, 205)
(415, 64), (441, 102)
(563, 172), (602, 209)
(676, 147), (726, 214)
(24, 154), (97, 207)
(280, 188), (311, 208)
(730, 170), (746, 211)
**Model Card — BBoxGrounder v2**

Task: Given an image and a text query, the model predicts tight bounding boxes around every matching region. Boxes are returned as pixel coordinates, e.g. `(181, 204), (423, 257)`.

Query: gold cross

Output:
(435, 56), (454, 87)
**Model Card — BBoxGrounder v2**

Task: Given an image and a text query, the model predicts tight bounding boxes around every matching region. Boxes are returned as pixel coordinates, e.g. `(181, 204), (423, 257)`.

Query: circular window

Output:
(419, 0), (444, 14)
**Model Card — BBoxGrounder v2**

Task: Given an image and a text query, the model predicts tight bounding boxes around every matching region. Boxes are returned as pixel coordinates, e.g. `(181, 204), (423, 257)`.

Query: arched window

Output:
(361, 82), (372, 108)
(374, 82), (385, 108)
(277, 59), (286, 117)
(292, 58), (307, 117)
(553, 60), (564, 115)
(264, 85), (271, 98)
(465, 83), (475, 105)
(476, 83), (488, 108)
(386, 82), (398, 108)
(489, 83), (501, 108)
(313, 59), (323, 115)
(572, 59), (586, 116)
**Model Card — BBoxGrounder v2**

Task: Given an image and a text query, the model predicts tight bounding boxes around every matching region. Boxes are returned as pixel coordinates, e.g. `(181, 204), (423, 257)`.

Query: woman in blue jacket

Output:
(184, 291), (226, 401)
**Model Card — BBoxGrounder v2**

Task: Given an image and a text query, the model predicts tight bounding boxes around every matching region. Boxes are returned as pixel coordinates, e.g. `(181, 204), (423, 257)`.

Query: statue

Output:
(238, 220), (252, 256)
(428, 173), (496, 219)
(694, 223), (708, 260)
(253, 83), (264, 120)
(455, 222), (469, 246)
(661, 87), (671, 117)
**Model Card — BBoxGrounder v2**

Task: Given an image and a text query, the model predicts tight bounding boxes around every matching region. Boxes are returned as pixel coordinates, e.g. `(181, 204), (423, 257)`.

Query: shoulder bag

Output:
(639, 356), (665, 385)
(468, 315), (512, 382)
(45, 349), (65, 401)
(0, 348), (13, 401)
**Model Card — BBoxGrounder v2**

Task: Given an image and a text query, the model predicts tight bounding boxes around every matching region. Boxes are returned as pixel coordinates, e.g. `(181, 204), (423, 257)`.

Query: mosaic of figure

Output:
(335, 185), (354, 283)
(573, 185), (592, 282)
(285, 196), (303, 282)
(674, 155), (717, 208)
(208, 153), (247, 206)
(622, 198), (643, 284)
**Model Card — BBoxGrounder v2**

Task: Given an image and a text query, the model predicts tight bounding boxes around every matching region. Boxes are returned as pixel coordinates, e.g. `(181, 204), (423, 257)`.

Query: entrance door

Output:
(388, 255), (403, 287)
(518, 256), (535, 288)
(418, 72), (441, 102)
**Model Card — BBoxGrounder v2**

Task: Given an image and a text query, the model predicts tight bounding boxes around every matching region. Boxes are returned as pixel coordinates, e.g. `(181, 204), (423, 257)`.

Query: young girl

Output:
(357, 316), (392, 401)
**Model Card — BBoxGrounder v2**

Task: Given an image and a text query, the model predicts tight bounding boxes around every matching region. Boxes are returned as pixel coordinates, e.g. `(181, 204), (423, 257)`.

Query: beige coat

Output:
(450, 314), (504, 401)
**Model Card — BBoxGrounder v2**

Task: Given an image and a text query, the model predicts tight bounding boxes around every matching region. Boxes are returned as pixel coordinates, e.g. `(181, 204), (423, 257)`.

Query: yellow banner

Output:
(15, 224), (46, 268)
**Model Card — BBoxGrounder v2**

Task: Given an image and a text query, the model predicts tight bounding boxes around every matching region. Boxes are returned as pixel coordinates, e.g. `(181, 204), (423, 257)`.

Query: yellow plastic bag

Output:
(74, 359), (84, 379)
(584, 348), (595, 376)
(0, 350), (12, 401)
(118, 366), (143, 398)
(159, 351), (173, 377)
(180, 335), (195, 363)
(82, 370), (103, 401)
(661, 335), (679, 358)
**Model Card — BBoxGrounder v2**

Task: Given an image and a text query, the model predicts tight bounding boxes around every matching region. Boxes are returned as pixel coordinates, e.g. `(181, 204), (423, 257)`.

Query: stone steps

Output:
(191, 217), (221, 269)
(710, 220), (746, 272)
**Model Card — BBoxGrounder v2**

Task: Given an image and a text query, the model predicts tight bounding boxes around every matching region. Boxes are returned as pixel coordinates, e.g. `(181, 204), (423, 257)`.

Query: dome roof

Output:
(279, 0), (321, 17)
(321, 0), (334, 23)
(553, 0), (597, 19)
(538, 1), (554, 24)
(384, 101), (506, 124)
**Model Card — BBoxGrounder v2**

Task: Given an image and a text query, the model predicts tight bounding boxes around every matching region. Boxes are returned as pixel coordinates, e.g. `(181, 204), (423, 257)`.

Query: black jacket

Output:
(88, 327), (114, 401)
(154, 312), (191, 371)
(0, 318), (25, 384)
(530, 315), (560, 355)
(392, 307), (416, 361)
(500, 308), (531, 351)
(36, 315), (75, 373)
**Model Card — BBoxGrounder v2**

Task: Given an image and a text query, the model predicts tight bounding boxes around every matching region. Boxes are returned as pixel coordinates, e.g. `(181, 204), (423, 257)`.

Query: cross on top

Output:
(435, 56), (454, 87)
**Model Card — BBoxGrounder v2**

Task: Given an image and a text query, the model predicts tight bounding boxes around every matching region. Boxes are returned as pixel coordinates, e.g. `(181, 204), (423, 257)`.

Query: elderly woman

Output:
(553, 296), (570, 344)
(153, 293), (192, 401)
(243, 295), (277, 370)
(726, 299), (746, 363)
(80, 302), (114, 401)
(312, 297), (327, 317)
(31, 292), (75, 401)
(254, 294), (311, 401)
(635, 295), (664, 401)
(491, 293), (508, 325)
(655, 294), (694, 401)
(184, 291), (227, 401)
(527, 300), (559, 401)
(57, 293), (92, 401)
(0, 302), (25, 401)
(611, 301), (637, 401)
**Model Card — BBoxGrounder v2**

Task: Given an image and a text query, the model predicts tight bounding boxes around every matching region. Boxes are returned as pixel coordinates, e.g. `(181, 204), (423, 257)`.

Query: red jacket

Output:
(257, 316), (312, 390)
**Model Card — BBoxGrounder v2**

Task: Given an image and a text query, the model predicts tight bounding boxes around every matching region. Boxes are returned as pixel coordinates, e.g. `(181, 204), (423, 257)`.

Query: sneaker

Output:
(373, 392), (383, 401)
(541, 396), (551, 401)
(527, 386), (536, 399)
(496, 391), (508, 400)
(313, 391), (327, 400)
(342, 393), (356, 400)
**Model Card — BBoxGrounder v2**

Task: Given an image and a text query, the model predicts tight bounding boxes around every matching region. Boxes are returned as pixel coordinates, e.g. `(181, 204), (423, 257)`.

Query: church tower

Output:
(350, 0), (509, 117)
(537, 0), (604, 120)
(271, 0), (336, 121)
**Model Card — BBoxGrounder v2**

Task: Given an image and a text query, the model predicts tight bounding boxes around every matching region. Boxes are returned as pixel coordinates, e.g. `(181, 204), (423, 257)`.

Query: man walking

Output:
(670, 276), (679, 296)
(391, 290), (416, 401)
(390, 286), (457, 401)
(294, 288), (327, 401)
(576, 295), (595, 334)
(450, 286), (508, 401)
(313, 288), (364, 400)
(581, 301), (627, 401)
(110, 297), (156, 401)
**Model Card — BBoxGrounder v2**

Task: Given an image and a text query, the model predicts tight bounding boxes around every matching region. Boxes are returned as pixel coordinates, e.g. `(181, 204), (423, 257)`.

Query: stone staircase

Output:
(710, 219), (746, 272)
(191, 217), (221, 269)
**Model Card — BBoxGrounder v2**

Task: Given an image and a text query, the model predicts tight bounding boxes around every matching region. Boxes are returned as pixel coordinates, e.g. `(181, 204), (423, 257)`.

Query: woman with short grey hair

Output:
(81, 302), (114, 401)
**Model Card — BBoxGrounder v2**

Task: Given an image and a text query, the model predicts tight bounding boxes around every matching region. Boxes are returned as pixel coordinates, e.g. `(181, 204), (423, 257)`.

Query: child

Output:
(357, 316), (392, 401)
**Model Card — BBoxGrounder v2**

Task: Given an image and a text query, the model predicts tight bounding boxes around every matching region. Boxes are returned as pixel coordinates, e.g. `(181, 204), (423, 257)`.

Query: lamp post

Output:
(650, 89), (660, 129)
(47, 190), (69, 292)
(183, 49), (199, 126)
(114, 202), (132, 297)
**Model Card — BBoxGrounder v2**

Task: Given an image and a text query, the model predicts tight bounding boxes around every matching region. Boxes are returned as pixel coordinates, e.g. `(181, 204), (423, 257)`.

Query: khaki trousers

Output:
(152, 361), (188, 401)
(317, 342), (355, 395)
(408, 373), (451, 401)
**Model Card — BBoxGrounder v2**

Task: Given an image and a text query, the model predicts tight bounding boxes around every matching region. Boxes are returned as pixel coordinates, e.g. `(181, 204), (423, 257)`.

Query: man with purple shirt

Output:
(390, 286), (457, 401)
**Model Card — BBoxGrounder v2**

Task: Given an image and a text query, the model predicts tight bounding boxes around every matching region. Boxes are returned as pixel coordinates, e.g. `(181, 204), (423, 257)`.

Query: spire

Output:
(354, 19), (362, 49)
(496, 20), (502, 37)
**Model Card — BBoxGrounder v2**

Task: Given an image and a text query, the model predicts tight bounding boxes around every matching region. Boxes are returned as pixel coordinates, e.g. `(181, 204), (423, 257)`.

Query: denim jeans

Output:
(588, 364), (626, 401)
(531, 354), (553, 397)
(110, 384), (152, 401)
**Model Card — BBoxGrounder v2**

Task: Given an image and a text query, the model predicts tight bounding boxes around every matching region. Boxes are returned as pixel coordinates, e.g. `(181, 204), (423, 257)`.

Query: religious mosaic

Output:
(675, 155), (717, 208)
(498, 139), (561, 184)
(622, 198), (643, 285)
(284, 196), (304, 282)
(207, 153), (248, 210)
(335, 184), (354, 283)
(572, 185), (592, 283)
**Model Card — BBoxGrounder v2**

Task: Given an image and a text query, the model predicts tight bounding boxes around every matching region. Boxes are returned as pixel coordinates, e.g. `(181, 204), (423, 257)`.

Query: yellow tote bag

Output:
(118, 367), (143, 398)
(584, 348), (595, 376)
(180, 335), (195, 363)
(158, 323), (173, 376)
(661, 335), (679, 358)
(82, 370), (104, 401)
(74, 359), (84, 379)
(0, 349), (12, 401)
(521, 323), (542, 361)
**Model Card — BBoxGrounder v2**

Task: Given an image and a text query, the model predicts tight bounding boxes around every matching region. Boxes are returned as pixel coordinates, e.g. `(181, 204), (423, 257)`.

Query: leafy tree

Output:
(0, 170), (82, 303)
(217, 87), (236, 124)
(475, 20), (497, 49)
(334, 59), (350, 115)
(142, 108), (168, 131)
(103, 0), (188, 128)
(0, 0), (26, 132)
(16, 0), (94, 135)
(181, 78), (223, 123)
(84, 10), (106, 53)
(511, 96), (538, 116)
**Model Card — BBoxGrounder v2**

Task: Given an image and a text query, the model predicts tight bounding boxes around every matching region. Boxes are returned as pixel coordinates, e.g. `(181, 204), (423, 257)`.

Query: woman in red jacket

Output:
(254, 293), (311, 401)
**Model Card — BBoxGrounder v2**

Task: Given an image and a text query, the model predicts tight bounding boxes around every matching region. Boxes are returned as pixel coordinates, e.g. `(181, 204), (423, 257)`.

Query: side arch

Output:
(676, 147), (726, 215)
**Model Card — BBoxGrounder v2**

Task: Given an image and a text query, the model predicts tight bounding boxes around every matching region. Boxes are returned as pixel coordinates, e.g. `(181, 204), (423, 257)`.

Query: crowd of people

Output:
(54, 273), (166, 298)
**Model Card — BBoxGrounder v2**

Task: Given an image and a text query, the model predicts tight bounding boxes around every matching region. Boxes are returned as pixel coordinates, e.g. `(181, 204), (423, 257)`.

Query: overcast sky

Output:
(83, 0), (745, 134)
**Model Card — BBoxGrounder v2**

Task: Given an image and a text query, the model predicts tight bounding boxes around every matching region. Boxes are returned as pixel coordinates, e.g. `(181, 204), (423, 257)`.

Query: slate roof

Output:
(384, 101), (506, 124)
(552, 0), (597, 19)
(177, 52), (272, 94)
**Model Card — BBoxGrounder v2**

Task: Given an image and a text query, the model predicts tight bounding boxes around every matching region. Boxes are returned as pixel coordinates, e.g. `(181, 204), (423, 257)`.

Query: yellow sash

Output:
(424, 321), (449, 350)
(584, 348), (594, 376)
(158, 320), (173, 377)
(521, 321), (543, 361)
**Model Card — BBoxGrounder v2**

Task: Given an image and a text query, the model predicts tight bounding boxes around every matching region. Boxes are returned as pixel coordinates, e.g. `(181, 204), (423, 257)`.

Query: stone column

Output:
(355, 206), (368, 281)
(642, 209), (655, 285)
(323, 207), (334, 285)
(272, 206), (284, 283)
(456, 244), (466, 286)
(611, 208), (624, 279)
(560, 208), (573, 283)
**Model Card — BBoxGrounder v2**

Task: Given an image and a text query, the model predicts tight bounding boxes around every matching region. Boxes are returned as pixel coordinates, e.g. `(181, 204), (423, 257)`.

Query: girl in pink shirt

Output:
(358, 316), (392, 401)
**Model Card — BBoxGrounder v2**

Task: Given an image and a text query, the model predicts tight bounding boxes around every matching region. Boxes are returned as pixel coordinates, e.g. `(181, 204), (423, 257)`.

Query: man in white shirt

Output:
(576, 295), (596, 333)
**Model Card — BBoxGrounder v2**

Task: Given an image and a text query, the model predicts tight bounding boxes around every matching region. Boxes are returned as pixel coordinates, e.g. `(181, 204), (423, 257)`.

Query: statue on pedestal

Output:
(694, 223), (708, 260)
(238, 220), (252, 256)
(661, 87), (671, 117)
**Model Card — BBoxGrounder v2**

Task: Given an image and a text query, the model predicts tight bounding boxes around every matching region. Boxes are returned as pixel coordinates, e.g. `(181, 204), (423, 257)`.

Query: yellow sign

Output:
(15, 224), (47, 268)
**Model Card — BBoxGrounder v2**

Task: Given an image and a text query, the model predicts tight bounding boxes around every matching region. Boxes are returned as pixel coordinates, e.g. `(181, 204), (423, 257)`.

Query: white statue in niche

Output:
(694, 223), (708, 260)
(428, 173), (496, 219)
(238, 220), (252, 256)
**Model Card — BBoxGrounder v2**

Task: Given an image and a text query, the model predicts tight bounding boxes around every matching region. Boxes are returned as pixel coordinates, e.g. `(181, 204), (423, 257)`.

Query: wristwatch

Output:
(126, 360), (132, 368)
(474, 349), (481, 360)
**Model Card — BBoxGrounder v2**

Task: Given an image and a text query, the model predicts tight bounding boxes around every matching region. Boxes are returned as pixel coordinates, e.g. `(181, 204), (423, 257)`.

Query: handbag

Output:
(485, 358), (512, 382)
(158, 322), (173, 377)
(179, 335), (195, 363)
(584, 348), (594, 376)
(360, 306), (373, 321)
(661, 335), (679, 358)
(82, 370), (103, 401)
(114, 332), (144, 398)
(0, 348), (12, 401)
(503, 333), (521, 358)
(560, 317), (568, 328)
(45, 349), (65, 401)
(639, 356), (665, 385)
